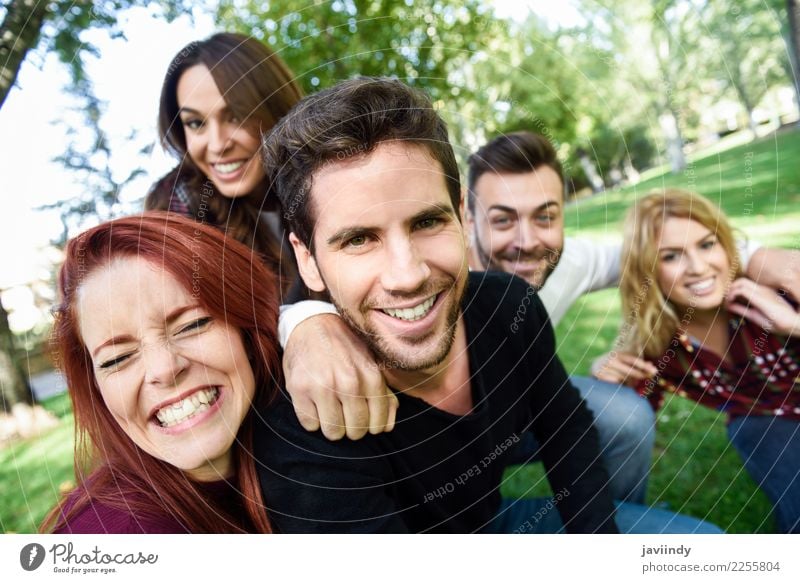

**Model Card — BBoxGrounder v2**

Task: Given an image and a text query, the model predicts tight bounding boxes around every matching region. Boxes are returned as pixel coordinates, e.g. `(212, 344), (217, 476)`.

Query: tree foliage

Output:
(703, 0), (790, 133)
(215, 0), (506, 152)
(0, 1), (195, 410)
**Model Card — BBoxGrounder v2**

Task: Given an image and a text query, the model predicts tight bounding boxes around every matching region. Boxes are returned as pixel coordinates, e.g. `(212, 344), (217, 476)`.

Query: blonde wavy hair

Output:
(619, 189), (743, 358)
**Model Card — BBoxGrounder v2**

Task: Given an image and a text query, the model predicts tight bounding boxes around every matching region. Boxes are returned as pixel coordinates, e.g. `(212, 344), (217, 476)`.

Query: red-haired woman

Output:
(42, 213), (280, 533)
(146, 32), (396, 441)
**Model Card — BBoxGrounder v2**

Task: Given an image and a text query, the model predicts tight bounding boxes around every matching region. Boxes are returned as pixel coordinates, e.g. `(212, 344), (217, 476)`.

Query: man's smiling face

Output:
(290, 141), (469, 371)
(469, 166), (564, 289)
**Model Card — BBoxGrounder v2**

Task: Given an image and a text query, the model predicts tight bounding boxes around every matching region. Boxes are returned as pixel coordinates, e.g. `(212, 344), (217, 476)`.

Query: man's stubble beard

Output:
(472, 233), (561, 290)
(327, 277), (467, 372)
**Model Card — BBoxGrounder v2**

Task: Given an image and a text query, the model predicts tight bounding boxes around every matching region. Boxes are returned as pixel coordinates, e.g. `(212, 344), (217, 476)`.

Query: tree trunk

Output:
(0, 0), (51, 110)
(0, 296), (33, 413)
(731, 73), (760, 137)
(660, 106), (687, 173)
(789, 0), (800, 115)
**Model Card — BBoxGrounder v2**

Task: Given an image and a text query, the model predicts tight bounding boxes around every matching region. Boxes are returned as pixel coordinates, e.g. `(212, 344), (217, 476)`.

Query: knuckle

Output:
(321, 423), (346, 441)
(347, 426), (369, 440)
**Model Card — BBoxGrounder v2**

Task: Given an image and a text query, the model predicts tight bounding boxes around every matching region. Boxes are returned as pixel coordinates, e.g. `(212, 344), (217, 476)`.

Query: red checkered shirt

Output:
(635, 315), (800, 421)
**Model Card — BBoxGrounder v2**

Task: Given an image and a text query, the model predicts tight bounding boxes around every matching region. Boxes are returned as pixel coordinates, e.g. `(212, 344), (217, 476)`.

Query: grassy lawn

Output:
(2, 128), (798, 533)
(500, 127), (800, 533)
(0, 393), (75, 533)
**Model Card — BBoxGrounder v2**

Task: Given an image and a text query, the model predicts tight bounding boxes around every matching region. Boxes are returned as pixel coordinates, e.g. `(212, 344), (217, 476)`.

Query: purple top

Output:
(53, 480), (245, 534)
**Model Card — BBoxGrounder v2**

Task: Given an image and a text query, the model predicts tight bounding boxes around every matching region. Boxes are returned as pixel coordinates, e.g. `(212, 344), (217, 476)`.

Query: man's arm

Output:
(279, 301), (399, 440)
(254, 394), (408, 533)
(525, 292), (619, 533)
(743, 247), (800, 303)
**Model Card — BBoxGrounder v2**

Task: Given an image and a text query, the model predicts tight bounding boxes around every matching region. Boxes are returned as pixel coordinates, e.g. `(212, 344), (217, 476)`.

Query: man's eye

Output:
(491, 216), (512, 227)
(98, 353), (132, 370)
(416, 217), (442, 230)
(343, 234), (370, 248)
(536, 214), (554, 223)
(177, 317), (212, 334)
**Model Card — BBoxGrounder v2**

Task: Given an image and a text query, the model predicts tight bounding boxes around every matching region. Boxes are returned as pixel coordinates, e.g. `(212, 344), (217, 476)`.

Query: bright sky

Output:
(0, 7), (216, 330)
(0, 1), (582, 332)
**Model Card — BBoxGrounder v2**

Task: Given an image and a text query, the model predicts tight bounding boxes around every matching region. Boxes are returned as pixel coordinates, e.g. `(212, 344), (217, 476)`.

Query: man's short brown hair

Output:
(467, 131), (564, 213)
(263, 77), (461, 249)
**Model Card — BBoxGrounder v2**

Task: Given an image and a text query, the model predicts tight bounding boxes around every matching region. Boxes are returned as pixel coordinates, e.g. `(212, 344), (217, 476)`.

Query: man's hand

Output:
(726, 277), (800, 337)
(283, 313), (399, 440)
(591, 351), (657, 386)
(745, 247), (800, 303)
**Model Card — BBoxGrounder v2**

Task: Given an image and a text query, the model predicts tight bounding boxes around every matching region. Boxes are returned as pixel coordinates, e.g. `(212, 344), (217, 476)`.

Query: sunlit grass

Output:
(0, 394), (75, 533)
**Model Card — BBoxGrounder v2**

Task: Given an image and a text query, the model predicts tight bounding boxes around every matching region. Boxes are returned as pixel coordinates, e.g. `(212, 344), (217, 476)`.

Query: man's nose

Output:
(513, 221), (541, 253)
(380, 237), (431, 293)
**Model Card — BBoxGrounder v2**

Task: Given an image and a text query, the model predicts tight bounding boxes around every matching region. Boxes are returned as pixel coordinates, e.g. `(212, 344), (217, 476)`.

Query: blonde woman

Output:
(593, 189), (800, 533)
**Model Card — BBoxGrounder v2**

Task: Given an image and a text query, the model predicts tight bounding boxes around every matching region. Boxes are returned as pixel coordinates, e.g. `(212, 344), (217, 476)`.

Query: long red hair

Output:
(42, 212), (281, 533)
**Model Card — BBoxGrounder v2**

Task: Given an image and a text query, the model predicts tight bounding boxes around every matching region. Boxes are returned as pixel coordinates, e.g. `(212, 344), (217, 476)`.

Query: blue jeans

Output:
(727, 416), (800, 533)
(485, 497), (723, 534)
(507, 375), (655, 503)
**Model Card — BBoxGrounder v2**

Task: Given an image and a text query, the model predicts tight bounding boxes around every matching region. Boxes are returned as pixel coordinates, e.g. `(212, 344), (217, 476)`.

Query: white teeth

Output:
(688, 278), (714, 293)
(155, 388), (219, 428)
(381, 295), (437, 322)
(214, 161), (244, 174)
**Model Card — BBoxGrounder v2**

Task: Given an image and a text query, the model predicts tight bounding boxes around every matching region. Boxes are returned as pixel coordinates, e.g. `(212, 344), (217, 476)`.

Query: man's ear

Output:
(288, 232), (326, 292)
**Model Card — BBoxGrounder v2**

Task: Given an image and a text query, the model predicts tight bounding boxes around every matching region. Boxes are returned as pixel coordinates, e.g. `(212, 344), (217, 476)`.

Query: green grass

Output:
(0, 393), (76, 534)
(500, 128), (800, 532)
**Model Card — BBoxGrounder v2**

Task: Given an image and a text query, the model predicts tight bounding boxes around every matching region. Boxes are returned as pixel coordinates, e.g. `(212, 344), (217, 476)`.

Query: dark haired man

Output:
(466, 131), (656, 504)
(254, 78), (720, 533)
(466, 131), (794, 504)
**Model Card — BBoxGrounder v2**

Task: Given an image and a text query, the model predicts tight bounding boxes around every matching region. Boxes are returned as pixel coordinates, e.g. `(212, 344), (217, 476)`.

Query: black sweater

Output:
(255, 271), (618, 533)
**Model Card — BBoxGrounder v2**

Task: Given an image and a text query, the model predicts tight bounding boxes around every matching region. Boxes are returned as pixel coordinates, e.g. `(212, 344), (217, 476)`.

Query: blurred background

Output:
(1, 0), (799, 533)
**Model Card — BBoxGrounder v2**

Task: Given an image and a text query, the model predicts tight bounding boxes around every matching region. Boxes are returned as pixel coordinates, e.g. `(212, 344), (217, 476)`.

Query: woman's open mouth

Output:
(155, 387), (220, 428)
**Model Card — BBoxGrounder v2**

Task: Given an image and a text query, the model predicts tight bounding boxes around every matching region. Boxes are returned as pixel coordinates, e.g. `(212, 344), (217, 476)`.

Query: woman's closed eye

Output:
(176, 317), (212, 335)
(98, 352), (134, 370)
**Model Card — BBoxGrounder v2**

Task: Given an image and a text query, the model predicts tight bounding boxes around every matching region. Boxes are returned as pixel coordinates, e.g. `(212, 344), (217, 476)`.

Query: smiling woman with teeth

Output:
(592, 189), (800, 533)
(42, 213), (283, 533)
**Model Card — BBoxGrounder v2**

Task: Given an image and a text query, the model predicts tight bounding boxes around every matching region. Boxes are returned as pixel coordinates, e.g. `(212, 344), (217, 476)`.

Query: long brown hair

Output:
(146, 33), (303, 286)
(619, 189), (743, 358)
(42, 213), (281, 533)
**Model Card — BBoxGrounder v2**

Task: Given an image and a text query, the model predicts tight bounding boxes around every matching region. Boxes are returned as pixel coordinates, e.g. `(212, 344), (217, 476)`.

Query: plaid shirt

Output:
(166, 179), (192, 216)
(636, 316), (800, 421)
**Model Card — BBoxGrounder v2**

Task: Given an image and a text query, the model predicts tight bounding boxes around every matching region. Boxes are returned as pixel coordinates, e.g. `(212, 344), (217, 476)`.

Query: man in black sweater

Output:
(255, 77), (717, 534)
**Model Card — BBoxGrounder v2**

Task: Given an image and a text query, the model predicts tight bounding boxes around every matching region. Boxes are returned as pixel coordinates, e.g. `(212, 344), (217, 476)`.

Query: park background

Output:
(1, 0), (799, 533)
